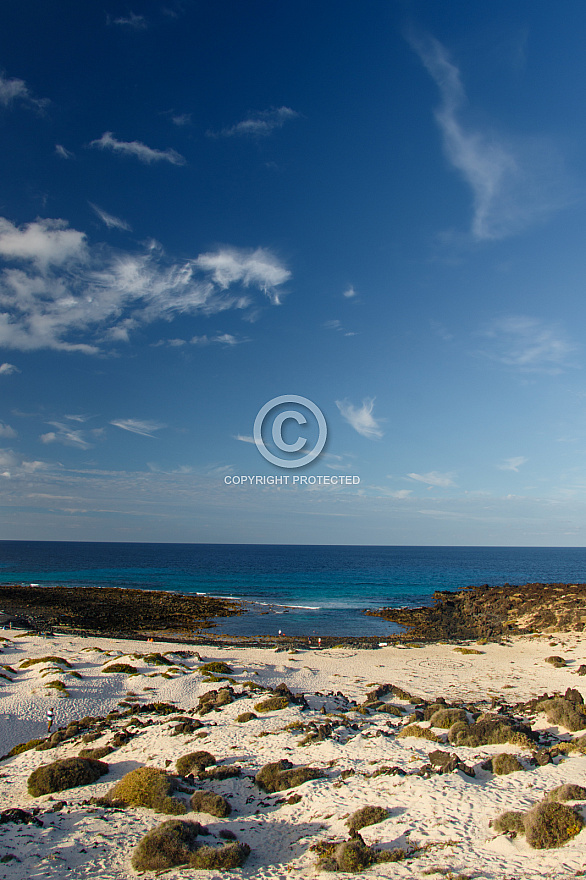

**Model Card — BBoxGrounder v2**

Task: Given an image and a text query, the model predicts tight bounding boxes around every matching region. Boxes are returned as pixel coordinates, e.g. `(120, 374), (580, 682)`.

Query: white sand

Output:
(0, 629), (586, 878)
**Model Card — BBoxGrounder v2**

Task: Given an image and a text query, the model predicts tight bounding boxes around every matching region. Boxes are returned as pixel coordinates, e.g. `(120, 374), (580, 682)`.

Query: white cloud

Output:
(89, 132), (186, 166)
(408, 471), (457, 488)
(89, 203), (131, 231)
(110, 418), (165, 438)
(209, 107), (299, 138)
(190, 333), (241, 346)
(0, 422), (16, 439)
(40, 421), (96, 449)
(336, 397), (384, 439)
(411, 34), (571, 240)
(343, 286), (357, 299)
(55, 144), (74, 160)
(0, 71), (47, 111)
(0, 448), (47, 479)
(171, 113), (191, 127)
(234, 434), (262, 446)
(479, 315), (577, 374)
(109, 13), (147, 29)
(0, 362), (20, 375)
(498, 456), (528, 472)
(0, 216), (290, 352)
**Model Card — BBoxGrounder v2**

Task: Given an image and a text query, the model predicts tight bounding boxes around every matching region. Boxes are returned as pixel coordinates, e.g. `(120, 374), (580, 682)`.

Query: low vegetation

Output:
(255, 760), (323, 793)
(190, 790), (231, 817)
(104, 767), (186, 814)
(101, 663), (137, 674)
(346, 806), (388, 832)
(254, 696), (290, 713)
(19, 656), (72, 669)
(27, 757), (108, 796)
(398, 724), (440, 742)
(176, 751), (216, 776)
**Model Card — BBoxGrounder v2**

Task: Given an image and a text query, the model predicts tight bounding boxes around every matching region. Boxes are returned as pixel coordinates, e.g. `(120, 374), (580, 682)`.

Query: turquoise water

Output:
(1, 541), (585, 637)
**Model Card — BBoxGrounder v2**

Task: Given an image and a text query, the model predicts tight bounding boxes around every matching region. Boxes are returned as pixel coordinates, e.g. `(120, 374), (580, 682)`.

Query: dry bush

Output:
(448, 716), (532, 748)
(199, 765), (241, 781)
(254, 696), (289, 713)
(236, 711), (257, 723)
(188, 842), (250, 869)
(101, 663), (137, 674)
(490, 753), (524, 775)
(453, 647), (484, 655)
(490, 811), (526, 835)
(27, 757), (108, 796)
(190, 790), (231, 817)
(346, 805), (388, 832)
(536, 698), (586, 732)
(105, 767), (186, 814)
(545, 784), (586, 802)
(524, 801), (583, 849)
(78, 745), (113, 760)
(255, 760), (323, 793)
(131, 819), (203, 871)
(142, 652), (173, 666)
(429, 708), (467, 728)
(545, 656), (567, 667)
(4, 737), (46, 758)
(199, 661), (233, 675)
(19, 656), (72, 669)
(176, 751), (216, 776)
(398, 724), (440, 742)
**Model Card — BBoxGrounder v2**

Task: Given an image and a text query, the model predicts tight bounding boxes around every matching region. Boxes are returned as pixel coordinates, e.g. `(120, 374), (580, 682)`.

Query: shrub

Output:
(188, 842), (250, 869)
(335, 839), (372, 872)
(4, 737), (46, 758)
(536, 698), (586, 732)
(236, 711), (257, 723)
(200, 765), (241, 781)
(255, 760), (324, 793)
(176, 751), (216, 776)
(397, 724), (440, 742)
(44, 680), (69, 694)
(78, 746), (113, 760)
(491, 811), (526, 835)
(453, 647), (484, 655)
(199, 662), (233, 675)
(491, 753), (524, 775)
(429, 708), (467, 728)
(545, 656), (567, 668)
(254, 696), (289, 713)
(524, 801), (583, 849)
(105, 767), (186, 814)
(448, 716), (532, 748)
(545, 784), (586, 803)
(142, 653), (173, 666)
(190, 790), (231, 817)
(131, 819), (203, 871)
(27, 757), (108, 796)
(346, 805), (388, 832)
(101, 663), (137, 674)
(19, 656), (72, 669)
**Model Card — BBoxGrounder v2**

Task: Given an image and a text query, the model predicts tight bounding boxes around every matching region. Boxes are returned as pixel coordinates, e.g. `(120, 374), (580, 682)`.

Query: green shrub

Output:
(255, 760), (323, 793)
(19, 656), (72, 669)
(190, 790), (231, 817)
(101, 663), (137, 674)
(429, 708), (467, 728)
(188, 842), (250, 869)
(4, 737), (46, 758)
(335, 839), (372, 872)
(176, 751), (216, 776)
(491, 811), (526, 835)
(105, 767), (186, 814)
(142, 652), (174, 666)
(236, 711), (257, 723)
(131, 819), (203, 871)
(27, 757), (108, 796)
(524, 801), (583, 849)
(536, 698), (586, 732)
(346, 805), (388, 832)
(491, 753), (524, 775)
(448, 716), (532, 748)
(78, 746), (113, 760)
(44, 680), (69, 694)
(199, 662), (233, 675)
(254, 696), (289, 713)
(397, 724), (440, 742)
(200, 765), (241, 781)
(545, 784), (586, 802)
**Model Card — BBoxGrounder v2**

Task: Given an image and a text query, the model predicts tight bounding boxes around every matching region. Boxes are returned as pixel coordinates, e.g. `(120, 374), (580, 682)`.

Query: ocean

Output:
(0, 541), (585, 638)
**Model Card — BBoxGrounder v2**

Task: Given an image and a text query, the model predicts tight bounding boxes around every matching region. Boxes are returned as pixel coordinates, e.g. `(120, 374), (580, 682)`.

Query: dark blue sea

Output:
(1, 542), (585, 637)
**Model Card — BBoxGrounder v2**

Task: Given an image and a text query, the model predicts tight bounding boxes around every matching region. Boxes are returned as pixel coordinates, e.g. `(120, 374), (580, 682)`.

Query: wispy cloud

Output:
(110, 419), (165, 438)
(208, 106), (299, 138)
(89, 132), (186, 166)
(336, 397), (384, 439)
(55, 144), (74, 160)
(171, 113), (191, 127)
(0, 448), (47, 479)
(498, 456), (528, 472)
(0, 216), (290, 352)
(89, 203), (131, 231)
(0, 70), (47, 112)
(0, 363), (20, 376)
(479, 315), (577, 374)
(343, 286), (357, 299)
(190, 333), (241, 346)
(108, 12), (147, 29)
(40, 421), (95, 450)
(324, 319), (355, 337)
(0, 422), (16, 439)
(410, 33), (571, 240)
(408, 471), (457, 488)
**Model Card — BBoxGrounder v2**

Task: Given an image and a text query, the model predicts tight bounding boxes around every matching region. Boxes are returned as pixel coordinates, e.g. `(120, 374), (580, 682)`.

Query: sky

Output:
(1, 0), (586, 546)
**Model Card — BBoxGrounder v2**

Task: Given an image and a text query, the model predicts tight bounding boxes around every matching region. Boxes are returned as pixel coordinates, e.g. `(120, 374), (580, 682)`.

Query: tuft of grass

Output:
(254, 696), (289, 713)
(453, 647), (484, 655)
(255, 760), (323, 793)
(44, 680), (69, 695)
(19, 656), (72, 669)
(176, 751), (216, 776)
(4, 737), (47, 758)
(27, 757), (108, 796)
(524, 801), (583, 849)
(236, 711), (257, 723)
(535, 698), (586, 732)
(346, 805), (388, 832)
(198, 661), (233, 675)
(101, 663), (137, 674)
(398, 724), (440, 742)
(545, 783), (586, 803)
(131, 819), (203, 872)
(105, 767), (186, 814)
(490, 811), (526, 835)
(490, 753), (524, 775)
(190, 790), (231, 817)
(188, 842), (250, 869)
(448, 716), (533, 748)
(429, 708), (467, 728)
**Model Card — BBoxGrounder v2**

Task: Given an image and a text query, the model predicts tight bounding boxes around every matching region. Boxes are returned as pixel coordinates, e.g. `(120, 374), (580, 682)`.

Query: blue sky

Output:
(1, 0), (586, 545)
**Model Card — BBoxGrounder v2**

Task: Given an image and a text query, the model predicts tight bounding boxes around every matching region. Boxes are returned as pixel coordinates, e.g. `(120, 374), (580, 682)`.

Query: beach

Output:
(1, 627), (586, 878)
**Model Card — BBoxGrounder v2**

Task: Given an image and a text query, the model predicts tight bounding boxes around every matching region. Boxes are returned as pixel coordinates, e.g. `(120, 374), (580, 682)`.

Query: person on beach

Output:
(46, 707), (54, 733)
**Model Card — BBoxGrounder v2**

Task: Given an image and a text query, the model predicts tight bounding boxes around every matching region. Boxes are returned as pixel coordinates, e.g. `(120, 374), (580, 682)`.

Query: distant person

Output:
(46, 707), (54, 733)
